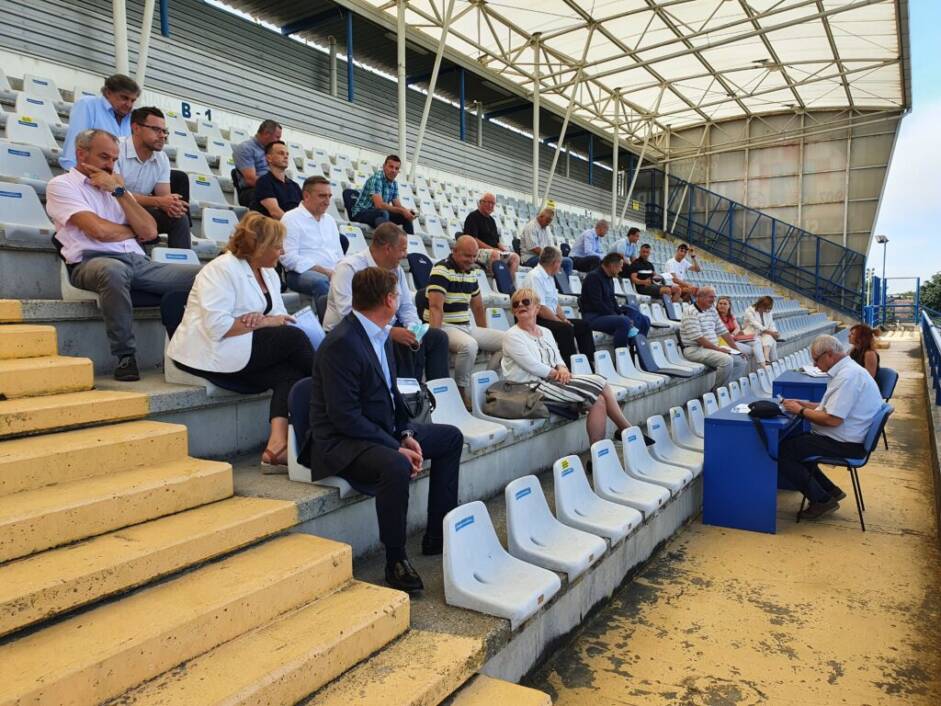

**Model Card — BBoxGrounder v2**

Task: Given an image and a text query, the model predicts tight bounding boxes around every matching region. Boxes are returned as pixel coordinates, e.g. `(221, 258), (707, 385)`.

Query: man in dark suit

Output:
(306, 266), (463, 592)
(580, 253), (651, 350)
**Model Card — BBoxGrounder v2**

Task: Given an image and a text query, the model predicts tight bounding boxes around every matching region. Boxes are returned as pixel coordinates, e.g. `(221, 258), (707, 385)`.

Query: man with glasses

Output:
(61, 74), (140, 170)
(462, 192), (520, 277)
(679, 286), (746, 389)
(116, 107), (190, 249)
(778, 335), (883, 520)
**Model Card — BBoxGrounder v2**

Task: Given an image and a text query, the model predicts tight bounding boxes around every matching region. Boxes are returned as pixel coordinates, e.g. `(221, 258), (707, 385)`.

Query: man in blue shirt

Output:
(60, 74), (140, 170)
(570, 219), (606, 272)
(350, 154), (416, 235)
(233, 119), (283, 206)
(580, 253), (651, 349)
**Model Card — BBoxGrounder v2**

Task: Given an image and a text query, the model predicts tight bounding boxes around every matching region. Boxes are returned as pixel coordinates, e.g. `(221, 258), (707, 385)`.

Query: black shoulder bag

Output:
(748, 400), (784, 460)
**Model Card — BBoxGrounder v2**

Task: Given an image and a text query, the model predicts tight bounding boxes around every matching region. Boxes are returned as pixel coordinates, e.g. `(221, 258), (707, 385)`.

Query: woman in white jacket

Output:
(168, 212), (314, 468)
(501, 287), (633, 444)
(742, 295), (780, 364)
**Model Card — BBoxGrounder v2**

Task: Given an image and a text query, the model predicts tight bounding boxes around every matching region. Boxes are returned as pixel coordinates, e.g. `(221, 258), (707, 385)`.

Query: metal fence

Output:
(922, 311), (941, 407)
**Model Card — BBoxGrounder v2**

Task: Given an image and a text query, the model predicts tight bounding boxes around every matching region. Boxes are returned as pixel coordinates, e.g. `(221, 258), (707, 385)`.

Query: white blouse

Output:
(501, 324), (564, 383)
(742, 306), (777, 336)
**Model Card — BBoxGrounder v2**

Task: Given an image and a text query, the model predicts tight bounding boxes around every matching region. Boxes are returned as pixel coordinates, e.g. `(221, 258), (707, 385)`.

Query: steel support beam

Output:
(671, 128), (709, 233)
(410, 0), (457, 181)
(476, 101), (483, 147)
(620, 85), (666, 225)
(611, 91), (619, 223)
(134, 0), (157, 89)
(159, 0), (169, 37)
(281, 8), (343, 36)
(459, 67), (466, 141)
(843, 113), (853, 247)
(532, 33), (541, 207)
(329, 36), (338, 97)
(112, 0), (129, 74)
(406, 65), (459, 85)
(397, 0), (407, 174)
(346, 11), (354, 102)
(587, 134), (594, 186)
(663, 128), (670, 231)
(484, 103), (530, 119)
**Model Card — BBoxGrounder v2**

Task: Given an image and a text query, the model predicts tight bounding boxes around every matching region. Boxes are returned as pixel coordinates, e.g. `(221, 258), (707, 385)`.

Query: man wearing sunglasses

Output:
(116, 106), (190, 249)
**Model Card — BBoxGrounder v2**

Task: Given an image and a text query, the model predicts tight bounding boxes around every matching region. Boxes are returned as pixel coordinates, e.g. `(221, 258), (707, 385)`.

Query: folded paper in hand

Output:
(289, 306), (325, 350)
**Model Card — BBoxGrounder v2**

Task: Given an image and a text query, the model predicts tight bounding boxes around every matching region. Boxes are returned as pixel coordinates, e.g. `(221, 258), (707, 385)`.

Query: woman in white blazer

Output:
(168, 212), (314, 468)
(742, 295), (780, 364)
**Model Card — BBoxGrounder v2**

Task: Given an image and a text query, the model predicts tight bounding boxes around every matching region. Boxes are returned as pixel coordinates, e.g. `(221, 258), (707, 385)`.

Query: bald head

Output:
(478, 192), (496, 216)
(451, 235), (479, 271)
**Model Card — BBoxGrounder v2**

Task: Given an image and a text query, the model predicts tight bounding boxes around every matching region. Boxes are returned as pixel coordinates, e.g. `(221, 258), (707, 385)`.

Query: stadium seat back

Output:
(686, 399), (706, 437)
(491, 259), (514, 295)
(14, 93), (62, 127)
(486, 307), (510, 332)
(428, 377), (509, 451)
(0, 182), (53, 241)
(430, 236), (451, 261)
(702, 392), (719, 416)
(175, 149), (211, 175)
(200, 207), (238, 242)
(407, 253), (433, 290)
(0, 141), (52, 184)
(6, 113), (58, 152)
(728, 380), (742, 401)
(669, 407), (704, 452)
(188, 173), (227, 207)
(338, 223), (367, 253)
(22, 74), (61, 100)
(620, 426), (691, 493)
(552, 455), (639, 544)
(716, 387), (732, 407)
(205, 137), (233, 159)
(406, 234), (428, 257)
(341, 188), (359, 219)
(151, 247), (200, 266)
(590, 439), (669, 518)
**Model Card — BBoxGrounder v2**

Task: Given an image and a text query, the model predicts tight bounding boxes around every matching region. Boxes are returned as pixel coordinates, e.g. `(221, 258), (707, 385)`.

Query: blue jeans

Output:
(523, 254), (573, 276)
(583, 313), (639, 349)
(352, 207), (415, 235)
(285, 269), (330, 297)
(623, 304), (651, 337)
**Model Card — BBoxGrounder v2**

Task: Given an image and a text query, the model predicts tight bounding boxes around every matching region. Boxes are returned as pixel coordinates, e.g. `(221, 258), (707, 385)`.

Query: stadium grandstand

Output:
(0, 0), (938, 704)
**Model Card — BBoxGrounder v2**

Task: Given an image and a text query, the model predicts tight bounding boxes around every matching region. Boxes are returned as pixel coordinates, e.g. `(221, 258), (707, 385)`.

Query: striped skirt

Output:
(535, 373), (607, 411)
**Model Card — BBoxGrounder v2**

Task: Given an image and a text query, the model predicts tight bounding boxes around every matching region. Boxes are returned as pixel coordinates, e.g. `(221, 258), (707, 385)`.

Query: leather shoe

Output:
(829, 487), (847, 502)
(799, 498), (839, 520)
(385, 559), (424, 593)
(421, 534), (443, 556)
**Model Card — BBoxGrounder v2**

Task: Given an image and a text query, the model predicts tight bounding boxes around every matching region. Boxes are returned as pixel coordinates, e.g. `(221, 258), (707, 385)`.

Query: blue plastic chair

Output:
(874, 367), (899, 449)
(491, 259), (515, 296)
(407, 252), (433, 290)
(799, 403), (894, 531)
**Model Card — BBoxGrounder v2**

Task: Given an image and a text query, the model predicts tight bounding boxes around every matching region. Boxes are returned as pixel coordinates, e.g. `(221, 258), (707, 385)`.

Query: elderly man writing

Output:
(778, 334), (884, 520)
(679, 286), (746, 389)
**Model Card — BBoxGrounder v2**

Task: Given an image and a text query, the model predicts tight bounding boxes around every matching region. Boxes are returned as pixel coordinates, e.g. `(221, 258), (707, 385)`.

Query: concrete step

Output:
(0, 324), (57, 359)
(304, 628), (486, 706)
(0, 534), (352, 706)
(0, 420), (189, 497)
(0, 457), (233, 562)
(448, 675), (552, 706)
(0, 300), (21, 323)
(0, 495), (297, 637)
(0, 389), (149, 439)
(113, 580), (409, 705)
(0, 355), (94, 399)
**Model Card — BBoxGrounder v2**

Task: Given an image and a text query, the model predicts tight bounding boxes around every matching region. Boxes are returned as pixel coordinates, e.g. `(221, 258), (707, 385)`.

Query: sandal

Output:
(261, 446), (288, 474)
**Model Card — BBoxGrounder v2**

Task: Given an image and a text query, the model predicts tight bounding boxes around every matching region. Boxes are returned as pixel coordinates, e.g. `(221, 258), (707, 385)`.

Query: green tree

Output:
(921, 272), (941, 312)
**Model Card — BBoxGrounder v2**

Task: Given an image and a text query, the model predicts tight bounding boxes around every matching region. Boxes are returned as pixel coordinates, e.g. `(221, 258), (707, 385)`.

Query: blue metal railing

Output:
(921, 311), (941, 406)
(636, 168), (865, 317)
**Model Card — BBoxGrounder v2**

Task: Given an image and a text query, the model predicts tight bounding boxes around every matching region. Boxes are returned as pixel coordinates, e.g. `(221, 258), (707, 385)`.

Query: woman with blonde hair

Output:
(501, 287), (633, 444)
(168, 212), (314, 468)
(742, 295), (780, 364)
(716, 296), (765, 369)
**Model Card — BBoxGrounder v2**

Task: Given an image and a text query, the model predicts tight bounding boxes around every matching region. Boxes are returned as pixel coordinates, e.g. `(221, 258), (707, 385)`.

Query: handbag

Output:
(399, 379), (436, 425)
(483, 380), (550, 420)
(748, 400), (784, 460)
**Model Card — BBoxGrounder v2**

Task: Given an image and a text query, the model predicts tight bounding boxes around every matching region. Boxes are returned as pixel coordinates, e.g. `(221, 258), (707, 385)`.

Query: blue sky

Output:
(872, 0), (941, 292)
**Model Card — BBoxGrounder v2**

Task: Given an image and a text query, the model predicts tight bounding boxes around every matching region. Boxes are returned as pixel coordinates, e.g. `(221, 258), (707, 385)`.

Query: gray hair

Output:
(811, 334), (843, 358)
(74, 128), (119, 152)
(698, 285), (716, 297)
(539, 245), (562, 266)
(538, 207), (555, 219)
(595, 219), (609, 229)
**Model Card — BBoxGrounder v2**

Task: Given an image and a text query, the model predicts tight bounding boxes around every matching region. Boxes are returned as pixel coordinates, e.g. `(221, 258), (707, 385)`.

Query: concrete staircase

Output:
(0, 311), (418, 705)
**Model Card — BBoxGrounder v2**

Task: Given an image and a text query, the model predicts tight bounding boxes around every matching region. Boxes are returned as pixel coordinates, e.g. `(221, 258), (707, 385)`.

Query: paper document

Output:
(731, 404), (752, 414)
(801, 365), (830, 378)
(289, 306), (325, 350)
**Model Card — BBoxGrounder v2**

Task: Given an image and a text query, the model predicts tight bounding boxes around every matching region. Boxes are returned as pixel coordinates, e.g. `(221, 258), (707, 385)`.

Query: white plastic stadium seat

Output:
(22, 74), (62, 101)
(430, 236), (451, 261)
(553, 455), (641, 544)
(661, 339), (706, 374)
(620, 426), (692, 494)
(470, 370), (546, 438)
(0, 140), (53, 195)
(756, 367), (773, 396)
(5, 114), (60, 159)
(716, 386), (732, 408)
(151, 247), (200, 266)
(649, 341), (695, 377)
(204, 137), (233, 160)
(200, 207), (239, 242)
(686, 399), (707, 438)
(476, 271), (510, 307)
(14, 93), (63, 128)
(339, 223), (367, 254)
(702, 392), (719, 416)
(739, 376), (752, 396)
(175, 149), (212, 175)
(196, 119), (224, 140)
(728, 380), (742, 401)
(593, 350), (647, 397)
(188, 173), (241, 215)
(485, 307), (510, 332)
(590, 440), (670, 518)
(614, 347), (666, 390)
(646, 414), (703, 475)
(428, 377), (508, 452)
(668, 406), (704, 452)
(406, 234), (428, 256)
(505, 475), (605, 581)
(0, 182), (54, 243)
(443, 500), (561, 630)
(59, 260), (99, 303)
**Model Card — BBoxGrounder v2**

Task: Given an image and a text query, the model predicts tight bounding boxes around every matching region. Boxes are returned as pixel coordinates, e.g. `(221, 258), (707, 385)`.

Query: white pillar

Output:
(532, 33), (541, 207)
(397, 0), (408, 176)
(662, 128), (670, 231)
(134, 0), (156, 89)
(611, 92), (620, 225)
(112, 0), (129, 74)
(476, 101), (483, 147)
(329, 36), (338, 97)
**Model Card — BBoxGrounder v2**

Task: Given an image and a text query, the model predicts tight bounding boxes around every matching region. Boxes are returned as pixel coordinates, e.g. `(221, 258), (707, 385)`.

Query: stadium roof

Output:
(223, 0), (910, 158)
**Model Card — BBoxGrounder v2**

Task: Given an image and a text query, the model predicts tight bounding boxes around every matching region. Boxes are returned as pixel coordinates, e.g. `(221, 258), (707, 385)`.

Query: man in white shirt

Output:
(323, 222), (449, 381)
(46, 129), (199, 381)
(679, 286), (746, 389)
(281, 176), (343, 298)
(519, 208), (573, 276)
(523, 246), (595, 365)
(780, 334), (884, 520)
(116, 106), (190, 249)
(663, 243), (700, 301)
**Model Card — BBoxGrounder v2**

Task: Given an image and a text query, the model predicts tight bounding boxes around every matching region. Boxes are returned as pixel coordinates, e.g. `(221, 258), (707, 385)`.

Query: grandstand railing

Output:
(634, 168), (865, 317)
(921, 311), (941, 407)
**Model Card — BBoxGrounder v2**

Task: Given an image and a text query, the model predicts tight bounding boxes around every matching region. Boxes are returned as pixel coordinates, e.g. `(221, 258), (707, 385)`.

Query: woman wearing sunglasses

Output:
(502, 288), (634, 444)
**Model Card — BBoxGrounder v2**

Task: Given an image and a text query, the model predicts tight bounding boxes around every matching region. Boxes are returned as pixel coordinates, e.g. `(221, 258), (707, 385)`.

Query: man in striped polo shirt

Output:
(425, 235), (504, 408)
(679, 286), (747, 389)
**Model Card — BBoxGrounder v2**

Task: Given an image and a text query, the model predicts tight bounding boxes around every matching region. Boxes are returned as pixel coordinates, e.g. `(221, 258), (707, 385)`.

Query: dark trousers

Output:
(778, 432), (863, 503)
(145, 207), (191, 249)
(537, 316), (596, 366)
(339, 422), (462, 552)
(176, 326), (314, 420)
(582, 313), (636, 349)
(571, 255), (601, 273)
(353, 207), (415, 235)
(393, 326), (449, 381)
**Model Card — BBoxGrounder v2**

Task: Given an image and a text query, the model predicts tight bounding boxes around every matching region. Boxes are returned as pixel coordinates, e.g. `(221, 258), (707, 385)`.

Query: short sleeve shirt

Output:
(664, 257), (691, 280)
(251, 172), (302, 217)
(463, 209), (501, 248)
(680, 304), (728, 348)
(520, 219), (551, 254)
(233, 137), (268, 189)
(813, 356), (884, 443)
(523, 264), (559, 312)
(352, 171), (399, 217)
(614, 240), (639, 260)
(115, 138), (170, 196)
(423, 256), (480, 326)
(628, 258), (657, 284)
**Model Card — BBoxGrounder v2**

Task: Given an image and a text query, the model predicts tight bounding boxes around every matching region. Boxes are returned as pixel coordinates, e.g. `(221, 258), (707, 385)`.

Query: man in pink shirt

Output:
(46, 129), (199, 381)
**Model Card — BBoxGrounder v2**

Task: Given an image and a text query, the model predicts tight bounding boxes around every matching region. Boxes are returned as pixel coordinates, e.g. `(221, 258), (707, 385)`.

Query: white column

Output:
(532, 33), (541, 207)
(662, 128), (670, 231)
(611, 92), (620, 224)
(134, 0), (156, 89)
(397, 0), (408, 176)
(112, 0), (129, 74)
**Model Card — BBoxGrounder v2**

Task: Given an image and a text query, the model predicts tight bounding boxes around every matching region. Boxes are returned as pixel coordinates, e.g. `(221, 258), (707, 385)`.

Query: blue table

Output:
(772, 370), (829, 403)
(703, 393), (803, 534)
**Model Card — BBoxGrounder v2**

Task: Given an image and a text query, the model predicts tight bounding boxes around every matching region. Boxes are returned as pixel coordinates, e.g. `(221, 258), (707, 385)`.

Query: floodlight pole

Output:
(397, 0), (407, 176)
(112, 0), (129, 74)
(409, 0), (457, 182)
(135, 0), (157, 89)
(532, 33), (541, 207)
(541, 25), (596, 208)
(611, 91), (620, 226)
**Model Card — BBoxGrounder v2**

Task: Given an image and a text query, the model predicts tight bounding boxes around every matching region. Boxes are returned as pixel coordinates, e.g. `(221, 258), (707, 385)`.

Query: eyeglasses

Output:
(139, 124), (170, 136)
(812, 351), (828, 364)
(480, 200), (496, 205)
(511, 298), (532, 309)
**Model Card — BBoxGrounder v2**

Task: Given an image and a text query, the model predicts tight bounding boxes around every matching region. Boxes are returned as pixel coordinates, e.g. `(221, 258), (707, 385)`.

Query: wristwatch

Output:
(112, 186), (126, 198)
(400, 429), (415, 441)
(797, 409), (805, 419)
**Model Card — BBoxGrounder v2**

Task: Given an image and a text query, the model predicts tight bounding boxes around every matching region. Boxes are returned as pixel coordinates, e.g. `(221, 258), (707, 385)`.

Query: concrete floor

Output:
(528, 339), (941, 705)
